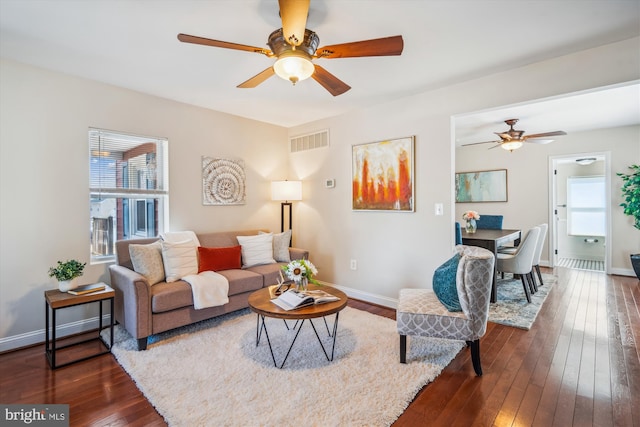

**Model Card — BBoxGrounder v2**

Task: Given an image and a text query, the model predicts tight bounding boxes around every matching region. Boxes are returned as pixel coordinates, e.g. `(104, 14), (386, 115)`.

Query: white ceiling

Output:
(1, 0), (639, 132)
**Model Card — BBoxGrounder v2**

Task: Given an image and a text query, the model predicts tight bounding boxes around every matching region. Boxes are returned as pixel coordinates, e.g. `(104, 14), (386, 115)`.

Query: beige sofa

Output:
(109, 230), (308, 350)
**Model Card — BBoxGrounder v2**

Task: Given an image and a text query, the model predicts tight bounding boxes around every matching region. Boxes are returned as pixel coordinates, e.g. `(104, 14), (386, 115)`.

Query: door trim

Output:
(548, 152), (611, 273)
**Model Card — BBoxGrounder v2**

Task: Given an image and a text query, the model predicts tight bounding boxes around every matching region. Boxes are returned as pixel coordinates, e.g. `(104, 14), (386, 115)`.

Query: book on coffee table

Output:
(271, 289), (339, 311)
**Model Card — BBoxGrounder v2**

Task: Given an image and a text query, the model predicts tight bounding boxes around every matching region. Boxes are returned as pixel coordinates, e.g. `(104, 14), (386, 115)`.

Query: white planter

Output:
(58, 278), (79, 292)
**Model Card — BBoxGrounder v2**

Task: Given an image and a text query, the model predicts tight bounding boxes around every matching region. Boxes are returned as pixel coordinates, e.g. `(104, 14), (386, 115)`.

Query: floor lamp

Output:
(271, 180), (302, 245)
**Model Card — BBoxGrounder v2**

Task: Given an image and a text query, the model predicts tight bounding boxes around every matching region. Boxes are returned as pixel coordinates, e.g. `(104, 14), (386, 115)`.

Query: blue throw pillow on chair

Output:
(432, 253), (462, 312)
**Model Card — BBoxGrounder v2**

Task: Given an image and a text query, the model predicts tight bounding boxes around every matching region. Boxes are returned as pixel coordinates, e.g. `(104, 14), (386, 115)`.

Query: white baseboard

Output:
(0, 315), (111, 353)
(609, 267), (637, 277)
(318, 281), (398, 309)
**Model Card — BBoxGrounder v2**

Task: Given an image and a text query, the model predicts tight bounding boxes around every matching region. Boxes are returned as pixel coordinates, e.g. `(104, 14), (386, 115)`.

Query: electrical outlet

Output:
(350, 259), (357, 270)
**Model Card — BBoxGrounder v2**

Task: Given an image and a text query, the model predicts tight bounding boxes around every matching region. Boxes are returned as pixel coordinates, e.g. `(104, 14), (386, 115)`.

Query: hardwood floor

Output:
(1, 267), (638, 426)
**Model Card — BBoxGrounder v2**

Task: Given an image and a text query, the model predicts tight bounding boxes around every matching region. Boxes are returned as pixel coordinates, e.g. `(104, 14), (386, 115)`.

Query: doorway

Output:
(549, 152), (611, 272)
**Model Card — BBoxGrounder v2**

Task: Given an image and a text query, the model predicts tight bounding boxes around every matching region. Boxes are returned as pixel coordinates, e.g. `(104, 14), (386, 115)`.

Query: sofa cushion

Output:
(150, 280), (194, 313)
(216, 269), (264, 296)
(260, 230), (291, 263)
(161, 239), (198, 282)
(236, 233), (276, 267)
(129, 241), (165, 285)
(432, 253), (462, 312)
(197, 246), (242, 273)
(246, 262), (287, 287)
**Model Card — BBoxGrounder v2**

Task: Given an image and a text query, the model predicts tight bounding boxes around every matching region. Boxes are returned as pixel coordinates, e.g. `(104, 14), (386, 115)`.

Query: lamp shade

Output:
(271, 180), (302, 201)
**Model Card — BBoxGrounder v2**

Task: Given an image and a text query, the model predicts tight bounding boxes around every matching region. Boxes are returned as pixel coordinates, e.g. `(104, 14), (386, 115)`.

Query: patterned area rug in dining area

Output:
(487, 272), (556, 330)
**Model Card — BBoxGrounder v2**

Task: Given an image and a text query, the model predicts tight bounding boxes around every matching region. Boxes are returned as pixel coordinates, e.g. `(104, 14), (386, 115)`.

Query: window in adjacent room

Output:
(567, 175), (605, 237)
(89, 128), (169, 264)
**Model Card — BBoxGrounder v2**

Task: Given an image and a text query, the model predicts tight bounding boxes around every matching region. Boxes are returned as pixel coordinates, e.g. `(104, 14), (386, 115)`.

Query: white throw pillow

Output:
(161, 230), (201, 246)
(161, 239), (198, 282)
(259, 230), (291, 263)
(129, 241), (165, 285)
(236, 233), (276, 268)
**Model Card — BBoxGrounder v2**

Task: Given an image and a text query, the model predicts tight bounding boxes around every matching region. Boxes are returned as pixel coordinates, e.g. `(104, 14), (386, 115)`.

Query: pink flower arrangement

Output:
(462, 210), (480, 221)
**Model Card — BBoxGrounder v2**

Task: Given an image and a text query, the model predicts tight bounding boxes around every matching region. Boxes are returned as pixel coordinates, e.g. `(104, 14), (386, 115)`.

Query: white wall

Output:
(0, 60), (288, 351)
(287, 37), (639, 305)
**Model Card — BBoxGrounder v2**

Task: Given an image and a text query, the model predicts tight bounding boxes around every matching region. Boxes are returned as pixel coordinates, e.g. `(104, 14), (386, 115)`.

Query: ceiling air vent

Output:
(290, 130), (329, 153)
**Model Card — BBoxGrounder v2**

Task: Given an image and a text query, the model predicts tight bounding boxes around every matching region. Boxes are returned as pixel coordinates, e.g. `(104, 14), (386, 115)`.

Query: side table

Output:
(44, 283), (115, 369)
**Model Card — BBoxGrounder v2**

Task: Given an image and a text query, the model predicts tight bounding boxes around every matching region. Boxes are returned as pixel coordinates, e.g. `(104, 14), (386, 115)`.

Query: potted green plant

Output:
(617, 164), (640, 279)
(48, 259), (86, 292)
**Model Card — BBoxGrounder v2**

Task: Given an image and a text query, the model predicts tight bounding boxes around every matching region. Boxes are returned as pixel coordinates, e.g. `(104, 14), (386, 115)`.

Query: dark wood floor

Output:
(1, 267), (638, 426)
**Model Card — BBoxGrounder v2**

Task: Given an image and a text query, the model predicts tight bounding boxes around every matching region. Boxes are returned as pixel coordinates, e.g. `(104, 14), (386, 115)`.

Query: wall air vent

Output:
(290, 129), (329, 153)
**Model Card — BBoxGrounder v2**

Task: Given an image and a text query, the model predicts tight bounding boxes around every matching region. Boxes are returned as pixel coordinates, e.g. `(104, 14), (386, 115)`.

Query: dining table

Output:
(461, 228), (522, 303)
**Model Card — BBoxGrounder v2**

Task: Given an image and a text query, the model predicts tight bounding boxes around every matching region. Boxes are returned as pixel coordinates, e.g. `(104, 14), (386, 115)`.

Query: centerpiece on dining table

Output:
(282, 259), (319, 292)
(462, 210), (480, 234)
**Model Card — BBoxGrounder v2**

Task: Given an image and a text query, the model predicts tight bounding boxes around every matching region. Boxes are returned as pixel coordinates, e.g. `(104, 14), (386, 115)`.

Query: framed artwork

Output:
(352, 136), (414, 211)
(202, 156), (246, 205)
(455, 169), (508, 203)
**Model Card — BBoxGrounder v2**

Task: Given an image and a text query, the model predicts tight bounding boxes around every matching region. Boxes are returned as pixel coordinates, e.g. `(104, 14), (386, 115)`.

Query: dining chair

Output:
(499, 223), (548, 289)
(455, 222), (462, 245)
(475, 214), (504, 230)
(496, 226), (540, 303)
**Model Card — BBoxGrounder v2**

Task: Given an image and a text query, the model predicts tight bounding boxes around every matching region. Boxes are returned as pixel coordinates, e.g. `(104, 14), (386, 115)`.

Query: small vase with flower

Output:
(462, 210), (480, 234)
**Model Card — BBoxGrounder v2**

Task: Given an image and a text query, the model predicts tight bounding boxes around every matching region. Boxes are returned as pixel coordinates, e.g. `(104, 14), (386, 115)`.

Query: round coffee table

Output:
(248, 284), (348, 368)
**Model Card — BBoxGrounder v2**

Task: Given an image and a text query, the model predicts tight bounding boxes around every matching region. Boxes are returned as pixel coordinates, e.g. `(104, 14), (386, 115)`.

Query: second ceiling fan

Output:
(177, 0), (403, 96)
(461, 119), (567, 151)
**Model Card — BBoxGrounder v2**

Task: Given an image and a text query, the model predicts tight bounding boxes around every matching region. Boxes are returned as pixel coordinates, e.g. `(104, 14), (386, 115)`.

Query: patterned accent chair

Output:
(475, 214), (503, 230)
(397, 245), (495, 376)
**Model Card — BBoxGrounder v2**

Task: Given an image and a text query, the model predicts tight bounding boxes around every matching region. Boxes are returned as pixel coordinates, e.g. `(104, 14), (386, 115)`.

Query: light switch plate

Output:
(325, 179), (335, 188)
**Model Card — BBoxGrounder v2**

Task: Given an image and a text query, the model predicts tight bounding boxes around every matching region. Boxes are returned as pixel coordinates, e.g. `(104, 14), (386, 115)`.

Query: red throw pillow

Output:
(197, 246), (242, 272)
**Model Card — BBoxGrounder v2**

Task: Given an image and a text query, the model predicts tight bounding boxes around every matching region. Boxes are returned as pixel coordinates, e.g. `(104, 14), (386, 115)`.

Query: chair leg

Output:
(535, 265), (544, 287)
(527, 272), (537, 294)
(467, 339), (482, 376)
(520, 276), (532, 303)
(400, 334), (407, 364)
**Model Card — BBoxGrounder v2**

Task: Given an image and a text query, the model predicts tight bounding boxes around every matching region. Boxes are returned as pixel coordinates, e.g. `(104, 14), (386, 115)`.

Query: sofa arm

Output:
(109, 264), (153, 342)
(288, 247), (309, 261)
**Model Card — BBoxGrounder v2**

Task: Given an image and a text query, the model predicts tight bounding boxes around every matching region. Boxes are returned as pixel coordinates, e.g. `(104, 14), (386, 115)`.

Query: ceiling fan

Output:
(461, 119), (567, 151)
(177, 0), (403, 96)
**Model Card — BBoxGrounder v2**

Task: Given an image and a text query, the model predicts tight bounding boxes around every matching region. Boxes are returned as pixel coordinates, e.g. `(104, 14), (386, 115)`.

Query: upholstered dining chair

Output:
(455, 222), (462, 245)
(475, 214), (504, 230)
(397, 245), (495, 376)
(496, 226), (540, 303)
(499, 223), (548, 290)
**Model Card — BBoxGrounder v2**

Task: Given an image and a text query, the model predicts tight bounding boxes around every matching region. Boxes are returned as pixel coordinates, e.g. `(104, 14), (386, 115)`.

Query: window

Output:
(89, 128), (169, 263)
(567, 176), (605, 236)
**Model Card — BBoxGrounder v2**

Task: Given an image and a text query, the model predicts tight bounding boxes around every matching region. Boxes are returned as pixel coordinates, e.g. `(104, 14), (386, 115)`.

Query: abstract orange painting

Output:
(352, 136), (414, 211)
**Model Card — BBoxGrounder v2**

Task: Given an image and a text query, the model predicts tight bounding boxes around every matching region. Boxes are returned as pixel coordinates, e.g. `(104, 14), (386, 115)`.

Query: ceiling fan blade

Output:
(237, 67), (276, 88)
(460, 140), (501, 146)
(312, 65), (351, 96)
(524, 131), (567, 139)
(315, 35), (404, 59)
(525, 138), (554, 144)
(177, 33), (273, 56)
(278, 0), (310, 47)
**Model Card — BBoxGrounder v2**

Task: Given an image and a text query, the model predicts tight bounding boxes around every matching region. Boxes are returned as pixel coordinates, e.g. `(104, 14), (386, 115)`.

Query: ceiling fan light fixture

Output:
(273, 51), (314, 85)
(501, 140), (523, 151)
(576, 157), (597, 165)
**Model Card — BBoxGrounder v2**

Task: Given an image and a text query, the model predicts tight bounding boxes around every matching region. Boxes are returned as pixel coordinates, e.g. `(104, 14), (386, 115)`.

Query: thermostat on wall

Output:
(325, 179), (335, 188)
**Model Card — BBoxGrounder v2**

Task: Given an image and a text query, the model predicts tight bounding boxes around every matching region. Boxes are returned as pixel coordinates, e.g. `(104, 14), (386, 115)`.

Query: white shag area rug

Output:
(109, 307), (465, 427)
(487, 272), (556, 330)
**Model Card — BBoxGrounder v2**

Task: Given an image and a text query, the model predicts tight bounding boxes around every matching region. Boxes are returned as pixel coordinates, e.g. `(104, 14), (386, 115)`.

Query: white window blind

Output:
(567, 175), (605, 237)
(89, 128), (169, 263)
